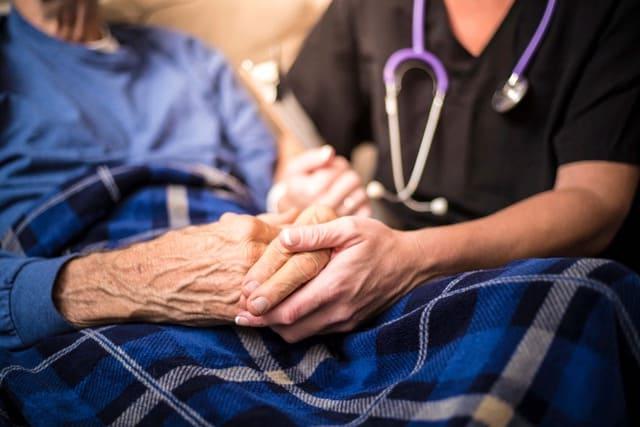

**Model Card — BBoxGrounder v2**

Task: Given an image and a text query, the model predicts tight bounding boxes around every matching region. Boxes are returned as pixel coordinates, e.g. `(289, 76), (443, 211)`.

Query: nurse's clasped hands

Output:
(275, 145), (373, 218)
(235, 214), (437, 343)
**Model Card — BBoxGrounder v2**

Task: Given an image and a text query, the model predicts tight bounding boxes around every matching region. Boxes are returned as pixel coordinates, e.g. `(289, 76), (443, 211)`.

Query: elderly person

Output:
(0, 0), (364, 350)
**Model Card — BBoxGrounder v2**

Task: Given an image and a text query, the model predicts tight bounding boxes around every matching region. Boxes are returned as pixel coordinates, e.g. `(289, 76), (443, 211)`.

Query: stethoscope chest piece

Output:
(492, 74), (529, 113)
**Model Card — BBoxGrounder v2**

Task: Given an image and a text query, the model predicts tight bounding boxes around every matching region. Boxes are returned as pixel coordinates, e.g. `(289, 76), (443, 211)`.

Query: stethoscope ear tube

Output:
(370, 79), (450, 216)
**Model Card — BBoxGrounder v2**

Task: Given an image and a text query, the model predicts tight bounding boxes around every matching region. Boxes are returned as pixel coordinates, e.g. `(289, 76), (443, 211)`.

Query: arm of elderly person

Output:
(52, 206), (335, 331)
(236, 162), (639, 343)
(52, 214), (281, 329)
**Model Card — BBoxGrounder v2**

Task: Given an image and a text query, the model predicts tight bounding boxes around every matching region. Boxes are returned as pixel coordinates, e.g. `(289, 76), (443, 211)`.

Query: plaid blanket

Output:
(1, 164), (256, 257)
(1, 166), (640, 426)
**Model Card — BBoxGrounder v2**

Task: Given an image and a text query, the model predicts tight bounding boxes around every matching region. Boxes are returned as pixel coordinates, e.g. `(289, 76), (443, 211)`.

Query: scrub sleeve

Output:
(283, 1), (371, 159)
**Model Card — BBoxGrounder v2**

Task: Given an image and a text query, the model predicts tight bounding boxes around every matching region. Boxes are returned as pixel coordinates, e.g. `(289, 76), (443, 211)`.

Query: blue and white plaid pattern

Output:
(1, 167), (639, 426)
(1, 163), (256, 257)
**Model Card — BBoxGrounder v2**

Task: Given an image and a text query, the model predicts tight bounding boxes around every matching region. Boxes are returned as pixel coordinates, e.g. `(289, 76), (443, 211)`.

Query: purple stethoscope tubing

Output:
(369, 0), (558, 214)
(382, 0), (448, 91)
(513, 0), (557, 78)
(384, 0), (558, 102)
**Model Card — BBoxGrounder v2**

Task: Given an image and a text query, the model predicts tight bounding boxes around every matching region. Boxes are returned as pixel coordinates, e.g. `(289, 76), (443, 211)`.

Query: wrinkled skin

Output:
(54, 208), (335, 329)
(55, 214), (280, 326)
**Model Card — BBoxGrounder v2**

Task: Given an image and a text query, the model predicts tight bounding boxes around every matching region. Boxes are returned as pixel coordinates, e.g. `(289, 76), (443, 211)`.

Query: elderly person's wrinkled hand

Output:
(54, 213), (287, 327)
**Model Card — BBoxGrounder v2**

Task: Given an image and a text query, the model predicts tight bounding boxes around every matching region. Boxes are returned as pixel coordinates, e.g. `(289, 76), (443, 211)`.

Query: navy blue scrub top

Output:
(284, 0), (640, 271)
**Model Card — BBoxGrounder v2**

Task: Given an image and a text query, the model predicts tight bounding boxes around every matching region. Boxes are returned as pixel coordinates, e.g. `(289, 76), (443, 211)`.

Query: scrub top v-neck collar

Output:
(426, 0), (524, 78)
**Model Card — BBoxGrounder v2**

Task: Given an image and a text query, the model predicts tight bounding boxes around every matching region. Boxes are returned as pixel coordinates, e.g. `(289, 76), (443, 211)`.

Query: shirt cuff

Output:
(10, 256), (76, 348)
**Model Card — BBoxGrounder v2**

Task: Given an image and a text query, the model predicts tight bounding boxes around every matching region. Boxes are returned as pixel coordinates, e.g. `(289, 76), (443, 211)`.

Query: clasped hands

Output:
(275, 145), (373, 217)
(55, 147), (428, 341)
(233, 145), (422, 341)
(234, 206), (429, 343)
(55, 205), (426, 343)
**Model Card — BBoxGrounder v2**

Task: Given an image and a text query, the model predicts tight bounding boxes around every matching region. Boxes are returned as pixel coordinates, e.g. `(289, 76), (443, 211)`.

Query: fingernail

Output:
(243, 281), (260, 294)
(282, 229), (298, 246)
(250, 297), (270, 315)
(235, 316), (249, 327)
(321, 145), (333, 159)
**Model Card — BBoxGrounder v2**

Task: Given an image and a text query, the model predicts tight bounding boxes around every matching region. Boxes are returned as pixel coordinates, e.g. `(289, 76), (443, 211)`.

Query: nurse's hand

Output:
(240, 205), (336, 315)
(276, 146), (372, 217)
(235, 217), (436, 342)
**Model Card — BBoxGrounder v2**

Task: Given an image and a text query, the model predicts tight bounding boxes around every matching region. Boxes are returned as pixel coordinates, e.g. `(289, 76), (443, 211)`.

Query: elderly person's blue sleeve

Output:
(0, 251), (75, 350)
(209, 56), (277, 212)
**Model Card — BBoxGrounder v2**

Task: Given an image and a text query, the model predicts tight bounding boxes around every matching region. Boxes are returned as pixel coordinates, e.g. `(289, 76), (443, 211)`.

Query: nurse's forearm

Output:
(409, 190), (614, 277)
(408, 162), (639, 277)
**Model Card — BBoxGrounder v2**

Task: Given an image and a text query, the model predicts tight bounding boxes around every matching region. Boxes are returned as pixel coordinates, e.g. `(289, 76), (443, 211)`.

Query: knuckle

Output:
(280, 330), (302, 344)
(333, 306), (354, 325)
(335, 321), (358, 334)
(345, 170), (361, 185)
(338, 217), (359, 235)
(279, 307), (300, 326)
(334, 156), (349, 169)
(287, 181), (306, 198)
(220, 212), (238, 223)
(312, 205), (338, 222)
(273, 239), (291, 257)
(353, 186), (367, 199)
(244, 241), (265, 264)
(234, 216), (261, 239)
(311, 227), (329, 247)
(291, 253), (324, 282)
(311, 174), (331, 193)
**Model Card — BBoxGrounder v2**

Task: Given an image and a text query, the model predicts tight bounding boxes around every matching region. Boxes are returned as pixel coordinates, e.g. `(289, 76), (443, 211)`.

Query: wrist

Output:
(53, 250), (132, 327)
(397, 229), (444, 287)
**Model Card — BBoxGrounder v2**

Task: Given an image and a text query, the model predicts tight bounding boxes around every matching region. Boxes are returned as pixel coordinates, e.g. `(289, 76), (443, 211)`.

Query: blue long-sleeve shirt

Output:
(0, 10), (276, 350)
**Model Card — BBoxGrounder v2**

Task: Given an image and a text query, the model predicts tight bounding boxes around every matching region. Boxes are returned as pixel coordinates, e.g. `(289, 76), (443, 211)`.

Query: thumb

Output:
(286, 145), (335, 175)
(280, 217), (359, 252)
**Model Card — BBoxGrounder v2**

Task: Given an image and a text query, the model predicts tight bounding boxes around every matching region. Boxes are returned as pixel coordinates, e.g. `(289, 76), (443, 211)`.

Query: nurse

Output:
(237, 0), (640, 342)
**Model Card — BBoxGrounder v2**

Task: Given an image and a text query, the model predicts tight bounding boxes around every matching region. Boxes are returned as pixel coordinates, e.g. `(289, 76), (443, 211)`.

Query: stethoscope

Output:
(366, 0), (557, 215)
